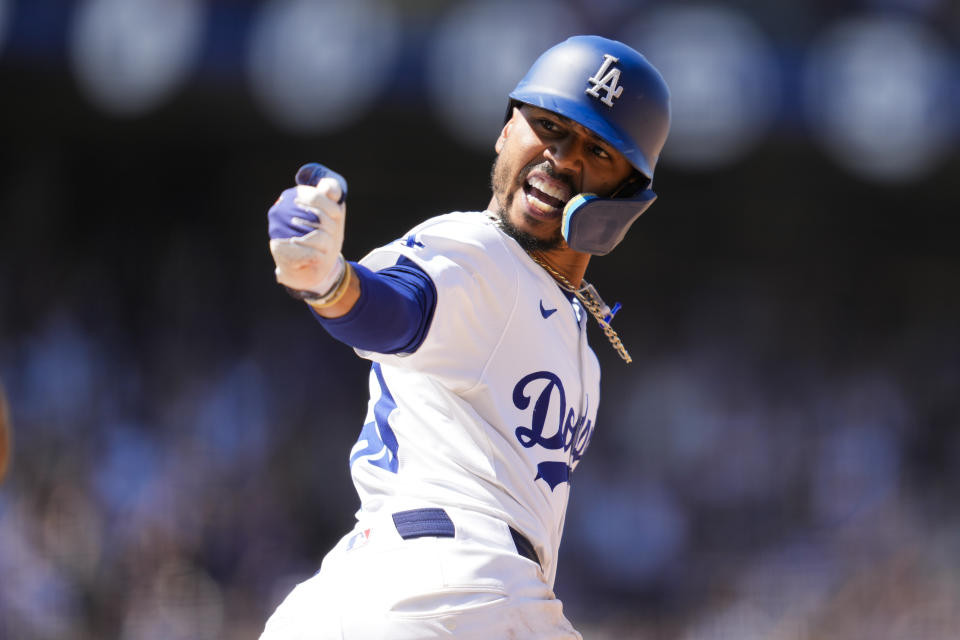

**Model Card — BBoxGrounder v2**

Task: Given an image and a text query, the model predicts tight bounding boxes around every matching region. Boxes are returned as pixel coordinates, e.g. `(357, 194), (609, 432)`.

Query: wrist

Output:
(284, 255), (346, 302)
(305, 261), (353, 310)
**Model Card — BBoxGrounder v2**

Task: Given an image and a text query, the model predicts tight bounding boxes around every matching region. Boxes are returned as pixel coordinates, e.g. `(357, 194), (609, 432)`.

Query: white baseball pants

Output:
(259, 507), (581, 639)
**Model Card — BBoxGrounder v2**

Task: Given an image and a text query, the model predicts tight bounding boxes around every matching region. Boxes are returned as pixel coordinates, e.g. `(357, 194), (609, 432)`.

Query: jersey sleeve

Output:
(310, 257), (436, 355)
(356, 213), (520, 393)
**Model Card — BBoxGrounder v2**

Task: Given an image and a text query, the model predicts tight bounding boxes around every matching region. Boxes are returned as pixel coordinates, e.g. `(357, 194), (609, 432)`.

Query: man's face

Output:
(490, 105), (635, 251)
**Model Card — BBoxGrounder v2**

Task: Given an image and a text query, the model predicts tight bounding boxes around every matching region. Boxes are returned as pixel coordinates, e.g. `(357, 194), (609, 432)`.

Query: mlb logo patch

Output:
(346, 528), (371, 551)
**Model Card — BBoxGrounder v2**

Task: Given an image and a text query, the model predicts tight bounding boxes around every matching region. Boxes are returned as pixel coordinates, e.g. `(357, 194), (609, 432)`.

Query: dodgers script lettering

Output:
(512, 371), (595, 489)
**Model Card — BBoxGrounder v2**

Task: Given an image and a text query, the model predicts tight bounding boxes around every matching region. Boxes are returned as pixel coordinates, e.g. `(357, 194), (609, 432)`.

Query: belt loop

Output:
(392, 508), (455, 539)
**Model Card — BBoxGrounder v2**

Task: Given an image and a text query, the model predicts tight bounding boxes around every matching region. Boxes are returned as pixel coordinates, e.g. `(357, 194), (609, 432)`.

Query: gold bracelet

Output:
(306, 261), (353, 309)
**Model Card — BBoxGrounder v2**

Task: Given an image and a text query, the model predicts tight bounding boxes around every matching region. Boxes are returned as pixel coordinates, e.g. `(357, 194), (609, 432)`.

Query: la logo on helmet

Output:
(585, 54), (623, 107)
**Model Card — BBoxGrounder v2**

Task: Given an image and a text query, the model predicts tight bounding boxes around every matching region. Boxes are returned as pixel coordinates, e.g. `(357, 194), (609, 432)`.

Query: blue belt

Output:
(392, 508), (541, 569)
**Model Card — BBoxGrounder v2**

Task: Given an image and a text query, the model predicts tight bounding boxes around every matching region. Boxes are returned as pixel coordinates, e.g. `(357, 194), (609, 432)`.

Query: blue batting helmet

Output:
(507, 35), (671, 255)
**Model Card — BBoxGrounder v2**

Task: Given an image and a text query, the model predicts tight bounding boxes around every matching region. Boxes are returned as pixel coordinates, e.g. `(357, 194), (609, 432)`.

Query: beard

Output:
(489, 155), (565, 252)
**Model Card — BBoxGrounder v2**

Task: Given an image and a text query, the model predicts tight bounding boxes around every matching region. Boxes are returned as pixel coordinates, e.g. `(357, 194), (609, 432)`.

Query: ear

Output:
(495, 107), (519, 153)
(494, 122), (509, 153)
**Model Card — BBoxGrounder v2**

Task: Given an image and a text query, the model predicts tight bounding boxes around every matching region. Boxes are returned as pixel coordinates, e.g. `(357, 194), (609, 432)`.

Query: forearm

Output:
(309, 260), (436, 354)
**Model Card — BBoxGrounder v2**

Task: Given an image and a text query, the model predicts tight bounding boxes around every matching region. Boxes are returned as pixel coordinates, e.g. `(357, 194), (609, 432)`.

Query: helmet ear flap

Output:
(560, 172), (655, 255)
(561, 189), (657, 255)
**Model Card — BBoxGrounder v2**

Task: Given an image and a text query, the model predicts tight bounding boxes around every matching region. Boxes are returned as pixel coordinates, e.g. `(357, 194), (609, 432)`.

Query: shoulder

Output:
(362, 211), (517, 273)
(405, 211), (505, 249)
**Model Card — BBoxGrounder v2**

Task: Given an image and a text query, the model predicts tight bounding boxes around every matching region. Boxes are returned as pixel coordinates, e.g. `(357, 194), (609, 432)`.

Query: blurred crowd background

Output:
(1, 0), (959, 638)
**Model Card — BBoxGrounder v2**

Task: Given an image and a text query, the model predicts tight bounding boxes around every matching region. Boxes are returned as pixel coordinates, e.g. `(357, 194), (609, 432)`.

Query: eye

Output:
(537, 118), (561, 133)
(590, 144), (612, 160)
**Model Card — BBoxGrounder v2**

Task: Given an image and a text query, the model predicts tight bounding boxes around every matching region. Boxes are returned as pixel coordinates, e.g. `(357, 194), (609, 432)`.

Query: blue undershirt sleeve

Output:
(310, 256), (437, 355)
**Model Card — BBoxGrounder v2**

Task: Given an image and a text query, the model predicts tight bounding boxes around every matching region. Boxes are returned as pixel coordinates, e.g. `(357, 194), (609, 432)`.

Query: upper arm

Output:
(311, 257), (437, 354)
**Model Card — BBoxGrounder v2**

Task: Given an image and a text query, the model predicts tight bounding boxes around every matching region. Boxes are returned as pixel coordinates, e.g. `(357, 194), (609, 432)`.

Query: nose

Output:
(544, 135), (583, 180)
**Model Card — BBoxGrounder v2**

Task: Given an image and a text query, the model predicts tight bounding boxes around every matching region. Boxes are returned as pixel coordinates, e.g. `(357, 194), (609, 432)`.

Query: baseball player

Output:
(260, 36), (670, 639)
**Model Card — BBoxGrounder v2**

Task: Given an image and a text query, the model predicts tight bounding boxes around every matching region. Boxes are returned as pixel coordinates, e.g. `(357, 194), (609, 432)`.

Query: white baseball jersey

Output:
(350, 211), (601, 587)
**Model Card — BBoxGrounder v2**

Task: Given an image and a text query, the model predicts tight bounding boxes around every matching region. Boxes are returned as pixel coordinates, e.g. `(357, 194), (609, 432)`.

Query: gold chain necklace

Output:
(527, 252), (633, 364)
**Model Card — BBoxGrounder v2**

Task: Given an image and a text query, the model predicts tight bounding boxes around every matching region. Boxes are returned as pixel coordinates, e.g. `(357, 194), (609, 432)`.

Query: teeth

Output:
(528, 175), (569, 202)
(527, 191), (556, 214)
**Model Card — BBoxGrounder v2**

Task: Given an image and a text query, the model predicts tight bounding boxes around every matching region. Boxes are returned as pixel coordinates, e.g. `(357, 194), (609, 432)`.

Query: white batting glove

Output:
(268, 177), (346, 296)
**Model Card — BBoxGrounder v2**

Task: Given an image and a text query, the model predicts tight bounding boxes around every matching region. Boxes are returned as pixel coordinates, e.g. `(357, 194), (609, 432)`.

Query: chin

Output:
(497, 207), (564, 252)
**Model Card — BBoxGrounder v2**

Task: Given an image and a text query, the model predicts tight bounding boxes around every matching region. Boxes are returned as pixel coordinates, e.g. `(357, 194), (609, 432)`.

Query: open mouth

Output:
(522, 174), (570, 217)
